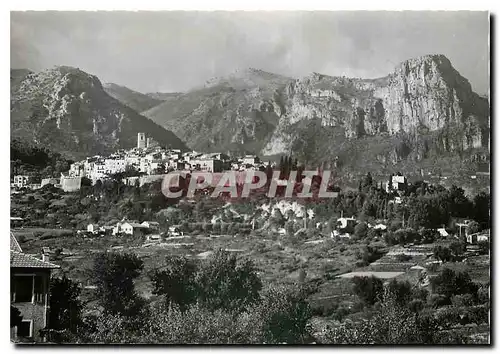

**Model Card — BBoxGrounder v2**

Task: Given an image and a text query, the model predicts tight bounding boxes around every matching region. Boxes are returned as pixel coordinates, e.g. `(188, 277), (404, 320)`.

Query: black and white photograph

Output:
(9, 9), (491, 345)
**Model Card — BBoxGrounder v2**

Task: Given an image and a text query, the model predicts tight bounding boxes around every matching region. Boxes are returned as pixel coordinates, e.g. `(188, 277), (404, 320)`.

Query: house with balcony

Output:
(10, 233), (60, 342)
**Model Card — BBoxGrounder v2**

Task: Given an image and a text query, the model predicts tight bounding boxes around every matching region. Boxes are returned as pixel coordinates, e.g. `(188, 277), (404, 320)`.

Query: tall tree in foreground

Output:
(351, 276), (384, 306)
(151, 256), (198, 312)
(48, 275), (83, 334)
(253, 285), (312, 344)
(195, 249), (262, 313)
(90, 252), (145, 317)
(10, 306), (23, 328)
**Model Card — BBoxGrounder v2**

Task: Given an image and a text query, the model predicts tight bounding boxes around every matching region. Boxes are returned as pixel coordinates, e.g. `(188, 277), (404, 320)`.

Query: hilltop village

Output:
(12, 133), (270, 192)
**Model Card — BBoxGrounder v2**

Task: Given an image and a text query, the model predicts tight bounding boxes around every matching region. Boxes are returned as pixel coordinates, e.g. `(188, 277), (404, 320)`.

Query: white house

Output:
(386, 175), (407, 192)
(337, 217), (357, 230)
(146, 234), (162, 242)
(87, 224), (99, 234)
(477, 233), (490, 242)
(121, 222), (148, 236)
(13, 175), (30, 188)
(437, 228), (449, 237)
(242, 155), (258, 166)
(373, 223), (387, 231)
(168, 226), (183, 236)
(330, 230), (351, 240)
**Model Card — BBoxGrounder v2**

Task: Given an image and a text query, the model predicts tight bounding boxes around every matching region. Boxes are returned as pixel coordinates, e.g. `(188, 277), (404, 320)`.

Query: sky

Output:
(11, 11), (489, 94)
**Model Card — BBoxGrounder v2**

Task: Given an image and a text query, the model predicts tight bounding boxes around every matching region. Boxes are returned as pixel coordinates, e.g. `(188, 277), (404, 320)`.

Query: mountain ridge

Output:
(103, 82), (164, 113)
(11, 66), (189, 160)
(141, 54), (489, 166)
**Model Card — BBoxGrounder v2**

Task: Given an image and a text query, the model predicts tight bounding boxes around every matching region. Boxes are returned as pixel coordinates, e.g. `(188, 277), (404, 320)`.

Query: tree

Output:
(449, 240), (466, 259)
(354, 222), (368, 239)
(351, 276), (384, 306)
(420, 228), (437, 244)
(270, 209), (285, 228)
(357, 244), (386, 265)
(81, 176), (92, 187)
(386, 279), (412, 307)
(430, 268), (479, 301)
(433, 245), (452, 263)
(325, 287), (471, 344)
(466, 220), (481, 235)
(361, 172), (373, 192)
(48, 276), (83, 334)
(151, 257), (198, 312)
(195, 249), (262, 313)
(90, 252), (145, 317)
(253, 285), (312, 344)
(324, 289), (421, 344)
(284, 220), (294, 236)
(478, 240), (490, 255)
(472, 192), (490, 227)
(447, 185), (472, 218)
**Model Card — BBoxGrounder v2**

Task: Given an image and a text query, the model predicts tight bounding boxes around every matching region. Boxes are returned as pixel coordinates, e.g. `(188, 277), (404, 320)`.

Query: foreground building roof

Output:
(10, 251), (60, 269)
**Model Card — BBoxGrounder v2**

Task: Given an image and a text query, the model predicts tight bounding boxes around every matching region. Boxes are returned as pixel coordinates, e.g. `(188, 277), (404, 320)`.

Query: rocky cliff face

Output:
(128, 55), (489, 168)
(263, 55), (489, 161)
(143, 68), (294, 154)
(11, 66), (188, 159)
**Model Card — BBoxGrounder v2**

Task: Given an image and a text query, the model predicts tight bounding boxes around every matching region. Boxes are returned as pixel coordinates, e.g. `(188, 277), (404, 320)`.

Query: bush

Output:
(433, 245), (452, 263)
(478, 240), (490, 255)
(386, 279), (412, 306)
(428, 294), (449, 308)
(354, 222), (368, 239)
(351, 276), (384, 306)
(430, 268), (479, 300)
(451, 294), (475, 307)
(252, 285), (312, 344)
(408, 299), (425, 313)
(396, 254), (412, 262)
(332, 305), (351, 322)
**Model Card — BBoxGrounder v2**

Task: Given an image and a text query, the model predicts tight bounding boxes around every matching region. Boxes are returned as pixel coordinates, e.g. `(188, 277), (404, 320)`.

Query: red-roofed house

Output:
(10, 233), (60, 342)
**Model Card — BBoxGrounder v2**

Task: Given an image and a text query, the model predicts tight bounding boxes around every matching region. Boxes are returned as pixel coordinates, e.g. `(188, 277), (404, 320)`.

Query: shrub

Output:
(332, 305), (351, 322)
(428, 294), (449, 308)
(451, 294), (475, 307)
(396, 254), (412, 262)
(408, 299), (425, 313)
(478, 240), (490, 255)
(351, 276), (384, 306)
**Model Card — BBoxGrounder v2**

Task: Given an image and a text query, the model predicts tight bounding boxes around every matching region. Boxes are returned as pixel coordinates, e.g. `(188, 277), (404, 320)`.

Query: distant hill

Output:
(145, 92), (183, 101)
(11, 66), (188, 160)
(142, 68), (294, 155)
(103, 83), (163, 112)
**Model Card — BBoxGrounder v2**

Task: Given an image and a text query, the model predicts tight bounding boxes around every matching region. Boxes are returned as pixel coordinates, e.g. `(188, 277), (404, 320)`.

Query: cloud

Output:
(10, 11), (489, 94)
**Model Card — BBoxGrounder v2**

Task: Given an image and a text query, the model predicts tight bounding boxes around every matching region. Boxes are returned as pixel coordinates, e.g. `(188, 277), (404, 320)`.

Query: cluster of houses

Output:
(67, 133), (267, 183)
(86, 220), (159, 237)
(84, 219), (184, 240)
(11, 132), (267, 192)
(327, 215), (489, 245)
